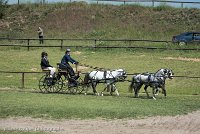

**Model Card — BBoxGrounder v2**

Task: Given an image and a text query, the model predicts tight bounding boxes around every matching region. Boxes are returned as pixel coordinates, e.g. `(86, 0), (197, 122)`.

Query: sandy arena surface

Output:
(0, 111), (200, 134)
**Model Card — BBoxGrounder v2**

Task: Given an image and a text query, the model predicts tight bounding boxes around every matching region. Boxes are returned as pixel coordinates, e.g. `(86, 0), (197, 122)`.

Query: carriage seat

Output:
(57, 63), (68, 73)
(41, 69), (51, 76)
(41, 69), (50, 72)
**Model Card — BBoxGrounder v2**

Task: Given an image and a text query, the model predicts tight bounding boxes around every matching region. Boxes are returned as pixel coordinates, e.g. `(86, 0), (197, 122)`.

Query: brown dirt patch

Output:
(161, 57), (200, 62)
(73, 51), (81, 55)
(0, 111), (200, 134)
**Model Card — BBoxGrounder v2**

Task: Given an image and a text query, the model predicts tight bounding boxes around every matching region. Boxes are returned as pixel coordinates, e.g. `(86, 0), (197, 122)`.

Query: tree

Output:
(0, 0), (8, 19)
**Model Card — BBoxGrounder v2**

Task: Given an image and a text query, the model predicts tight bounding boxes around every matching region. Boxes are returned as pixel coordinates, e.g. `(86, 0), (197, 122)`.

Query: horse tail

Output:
(129, 76), (135, 93)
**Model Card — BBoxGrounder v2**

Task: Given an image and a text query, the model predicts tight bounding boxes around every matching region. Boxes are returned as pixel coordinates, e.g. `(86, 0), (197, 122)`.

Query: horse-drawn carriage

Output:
(38, 63), (174, 100)
(38, 64), (85, 94)
(38, 64), (127, 95)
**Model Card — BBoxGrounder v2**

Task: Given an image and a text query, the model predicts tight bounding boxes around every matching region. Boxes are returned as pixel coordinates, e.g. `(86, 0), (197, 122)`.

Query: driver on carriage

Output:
(59, 48), (80, 85)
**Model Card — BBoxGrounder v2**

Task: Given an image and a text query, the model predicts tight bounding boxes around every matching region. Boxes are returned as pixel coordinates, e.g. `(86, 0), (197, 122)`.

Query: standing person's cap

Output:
(66, 48), (71, 52)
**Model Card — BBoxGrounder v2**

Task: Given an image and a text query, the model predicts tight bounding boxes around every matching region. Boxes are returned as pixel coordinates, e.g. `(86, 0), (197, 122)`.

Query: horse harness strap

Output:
(104, 71), (107, 80)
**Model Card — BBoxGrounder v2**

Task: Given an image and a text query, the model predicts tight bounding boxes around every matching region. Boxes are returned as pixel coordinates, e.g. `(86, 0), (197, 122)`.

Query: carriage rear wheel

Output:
(38, 74), (63, 93)
(38, 75), (49, 93)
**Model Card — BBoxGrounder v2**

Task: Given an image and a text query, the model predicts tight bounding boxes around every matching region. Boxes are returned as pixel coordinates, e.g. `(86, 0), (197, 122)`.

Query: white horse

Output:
(129, 68), (174, 100)
(83, 69), (127, 96)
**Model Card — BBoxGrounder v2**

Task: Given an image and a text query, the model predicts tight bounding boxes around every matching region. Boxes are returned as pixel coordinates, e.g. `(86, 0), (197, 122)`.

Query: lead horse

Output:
(129, 68), (174, 100)
(83, 69), (127, 96)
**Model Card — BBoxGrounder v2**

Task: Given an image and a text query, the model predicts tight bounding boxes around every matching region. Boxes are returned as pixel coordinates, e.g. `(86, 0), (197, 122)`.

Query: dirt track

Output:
(0, 111), (200, 134)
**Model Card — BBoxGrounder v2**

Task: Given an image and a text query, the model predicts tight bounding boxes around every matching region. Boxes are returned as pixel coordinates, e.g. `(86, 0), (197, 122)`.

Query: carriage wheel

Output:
(68, 87), (77, 94)
(54, 76), (63, 92)
(46, 76), (63, 93)
(76, 78), (85, 94)
(38, 75), (49, 93)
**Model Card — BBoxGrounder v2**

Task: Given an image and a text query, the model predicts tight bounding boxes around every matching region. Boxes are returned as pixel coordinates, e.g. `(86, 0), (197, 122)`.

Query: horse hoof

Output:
(153, 97), (156, 100)
(84, 93), (87, 95)
(101, 94), (104, 96)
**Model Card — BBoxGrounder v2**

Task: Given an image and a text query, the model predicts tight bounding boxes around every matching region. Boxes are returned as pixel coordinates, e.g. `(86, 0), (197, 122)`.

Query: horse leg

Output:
(135, 83), (143, 98)
(133, 83), (139, 97)
(152, 87), (157, 100)
(92, 81), (98, 96)
(110, 84), (119, 96)
(144, 85), (150, 98)
(84, 82), (91, 95)
(162, 85), (167, 97)
(101, 83), (109, 96)
(155, 88), (159, 96)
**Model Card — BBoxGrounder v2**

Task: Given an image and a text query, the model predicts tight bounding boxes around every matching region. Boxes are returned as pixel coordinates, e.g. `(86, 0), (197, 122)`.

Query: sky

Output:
(6, 0), (200, 9)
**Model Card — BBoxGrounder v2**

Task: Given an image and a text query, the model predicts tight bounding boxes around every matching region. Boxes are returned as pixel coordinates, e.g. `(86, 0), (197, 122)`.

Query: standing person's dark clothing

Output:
(38, 27), (44, 44)
(59, 49), (78, 79)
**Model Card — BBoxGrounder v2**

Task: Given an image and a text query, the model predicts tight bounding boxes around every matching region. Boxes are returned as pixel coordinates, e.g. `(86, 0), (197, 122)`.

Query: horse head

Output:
(155, 68), (174, 79)
(166, 69), (174, 79)
(114, 69), (127, 81)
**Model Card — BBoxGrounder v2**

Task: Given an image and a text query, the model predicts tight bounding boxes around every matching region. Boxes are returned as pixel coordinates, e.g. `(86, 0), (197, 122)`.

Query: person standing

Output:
(38, 27), (44, 44)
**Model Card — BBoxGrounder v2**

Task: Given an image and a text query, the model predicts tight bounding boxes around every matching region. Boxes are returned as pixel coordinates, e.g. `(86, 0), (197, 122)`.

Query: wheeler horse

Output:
(83, 69), (127, 96)
(129, 68), (174, 100)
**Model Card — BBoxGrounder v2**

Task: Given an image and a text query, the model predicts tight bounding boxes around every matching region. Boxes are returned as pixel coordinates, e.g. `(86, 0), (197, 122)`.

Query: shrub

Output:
(0, 0), (8, 19)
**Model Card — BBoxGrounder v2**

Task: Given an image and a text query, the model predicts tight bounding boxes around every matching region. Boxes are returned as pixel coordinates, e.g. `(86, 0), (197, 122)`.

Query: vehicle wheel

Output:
(38, 75), (49, 93)
(179, 41), (186, 46)
(76, 78), (85, 94)
(46, 76), (63, 93)
(53, 76), (63, 93)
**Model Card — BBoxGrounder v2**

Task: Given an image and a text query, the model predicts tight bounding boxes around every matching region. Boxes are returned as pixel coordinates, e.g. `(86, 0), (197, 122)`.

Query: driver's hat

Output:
(66, 48), (71, 52)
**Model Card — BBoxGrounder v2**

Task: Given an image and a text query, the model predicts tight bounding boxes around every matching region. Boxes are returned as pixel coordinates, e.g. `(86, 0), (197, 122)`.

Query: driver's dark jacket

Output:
(61, 54), (77, 65)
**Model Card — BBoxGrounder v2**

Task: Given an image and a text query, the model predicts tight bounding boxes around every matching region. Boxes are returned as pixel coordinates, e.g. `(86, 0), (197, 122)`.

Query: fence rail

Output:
(0, 71), (199, 89)
(13, 0), (200, 8)
(1, 38), (200, 51)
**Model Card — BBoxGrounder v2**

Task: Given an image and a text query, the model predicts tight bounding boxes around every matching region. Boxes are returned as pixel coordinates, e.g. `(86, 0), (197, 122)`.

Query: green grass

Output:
(0, 91), (199, 119)
(0, 48), (199, 95)
(0, 2), (200, 122)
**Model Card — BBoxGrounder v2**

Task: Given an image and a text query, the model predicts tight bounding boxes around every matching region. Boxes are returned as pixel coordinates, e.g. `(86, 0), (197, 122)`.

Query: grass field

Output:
(0, 90), (200, 119)
(0, 47), (199, 120)
(0, 2), (200, 123)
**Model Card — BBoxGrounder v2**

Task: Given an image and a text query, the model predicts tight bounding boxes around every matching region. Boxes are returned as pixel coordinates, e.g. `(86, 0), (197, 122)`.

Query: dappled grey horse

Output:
(83, 69), (127, 96)
(129, 69), (174, 100)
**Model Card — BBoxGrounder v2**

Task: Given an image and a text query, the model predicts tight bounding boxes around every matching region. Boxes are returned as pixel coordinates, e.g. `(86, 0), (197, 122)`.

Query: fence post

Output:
(94, 39), (97, 50)
(18, 0), (19, 5)
(27, 39), (30, 51)
(21, 72), (24, 89)
(181, 2), (183, 8)
(152, 0), (155, 7)
(61, 39), (63, 50)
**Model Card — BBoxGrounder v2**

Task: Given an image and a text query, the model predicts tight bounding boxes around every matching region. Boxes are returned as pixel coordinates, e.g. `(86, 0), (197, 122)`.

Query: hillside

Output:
(0, 2), (200, 40)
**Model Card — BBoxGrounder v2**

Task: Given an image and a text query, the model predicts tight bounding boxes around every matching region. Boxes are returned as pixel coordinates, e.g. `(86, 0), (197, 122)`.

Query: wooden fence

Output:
(14, 0), (200, 8)
(0, 70), (199, 89)
(0, 38), (200, 51)
(95, 0), (200, 8)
